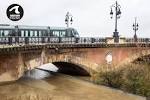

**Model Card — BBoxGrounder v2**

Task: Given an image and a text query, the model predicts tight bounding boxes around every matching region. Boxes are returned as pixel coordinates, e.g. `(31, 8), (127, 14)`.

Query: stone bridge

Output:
(0, 43), (150, 82)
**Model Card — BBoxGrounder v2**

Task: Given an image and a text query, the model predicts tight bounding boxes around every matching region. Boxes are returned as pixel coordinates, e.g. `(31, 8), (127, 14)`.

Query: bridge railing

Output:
(0, 36), (106, 45)
(77, 37), (106, 44)
(0, 36), (150, 46)
(126, 38), (150, 43)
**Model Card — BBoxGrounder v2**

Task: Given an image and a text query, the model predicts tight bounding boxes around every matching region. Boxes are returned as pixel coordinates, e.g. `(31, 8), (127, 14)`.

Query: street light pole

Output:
(110, 1), (121, 43)
(133, 17), (139, 42)
(65, 12), (73, 28)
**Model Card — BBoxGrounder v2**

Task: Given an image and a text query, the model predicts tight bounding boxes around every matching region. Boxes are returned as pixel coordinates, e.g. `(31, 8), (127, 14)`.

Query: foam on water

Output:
(24, 63), (58, 79)
(37, 63), (58, 72)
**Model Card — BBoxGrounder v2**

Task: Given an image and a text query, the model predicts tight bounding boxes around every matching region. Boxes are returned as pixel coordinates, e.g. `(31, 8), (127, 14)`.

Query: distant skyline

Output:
(0, 0), (150, 37)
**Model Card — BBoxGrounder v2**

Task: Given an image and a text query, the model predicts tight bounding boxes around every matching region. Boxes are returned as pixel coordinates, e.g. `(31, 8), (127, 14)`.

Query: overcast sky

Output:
(0, 0), (150, 37)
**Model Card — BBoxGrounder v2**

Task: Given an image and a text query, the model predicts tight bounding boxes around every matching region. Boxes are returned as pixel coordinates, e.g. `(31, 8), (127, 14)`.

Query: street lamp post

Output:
(65, 12), (73, 28)
(110, 1), (121, 43)
(133, 17), (139, 42)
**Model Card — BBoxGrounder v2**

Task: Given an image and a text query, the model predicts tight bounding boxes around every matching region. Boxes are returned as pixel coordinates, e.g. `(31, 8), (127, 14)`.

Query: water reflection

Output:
(24, 63), (58, 79)
(24, 69), (51, 79)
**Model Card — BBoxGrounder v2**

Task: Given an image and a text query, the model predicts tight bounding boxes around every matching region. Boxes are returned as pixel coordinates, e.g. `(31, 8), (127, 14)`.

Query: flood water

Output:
(0, 68), (146, 100)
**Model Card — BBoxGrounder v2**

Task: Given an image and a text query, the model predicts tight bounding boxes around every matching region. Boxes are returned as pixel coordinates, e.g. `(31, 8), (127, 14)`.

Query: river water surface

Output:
(0, 69), (146, 100)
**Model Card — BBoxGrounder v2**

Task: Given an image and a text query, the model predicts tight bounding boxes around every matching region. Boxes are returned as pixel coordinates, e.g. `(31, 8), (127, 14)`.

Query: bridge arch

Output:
(47, 54), (98, 76)
(52, 62), (90, 76)
(22, 54), (99, 78)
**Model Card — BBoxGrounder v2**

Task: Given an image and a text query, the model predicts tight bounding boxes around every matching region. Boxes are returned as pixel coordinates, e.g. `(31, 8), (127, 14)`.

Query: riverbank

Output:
(91, 63), (150, 97)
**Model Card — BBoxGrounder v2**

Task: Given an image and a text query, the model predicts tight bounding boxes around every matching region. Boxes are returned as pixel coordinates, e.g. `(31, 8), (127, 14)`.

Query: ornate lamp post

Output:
(65, 12), (73, 28)
(133, 17), (139, 42)
(110, 1), (121, 43)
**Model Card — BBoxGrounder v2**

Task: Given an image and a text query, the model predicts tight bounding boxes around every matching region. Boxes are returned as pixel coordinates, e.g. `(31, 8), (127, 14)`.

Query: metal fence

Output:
(0, 36), (106, 45)
(0, 36), (149, 45)
(126, 38), (150, 43)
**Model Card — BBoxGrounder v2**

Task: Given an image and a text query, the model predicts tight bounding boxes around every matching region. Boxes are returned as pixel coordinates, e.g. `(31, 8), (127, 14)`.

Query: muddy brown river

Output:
(0, 70), (146, 100)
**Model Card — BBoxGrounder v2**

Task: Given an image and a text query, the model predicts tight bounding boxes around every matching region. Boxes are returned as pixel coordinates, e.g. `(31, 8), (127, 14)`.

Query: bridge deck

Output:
(0, 43), (149, 54)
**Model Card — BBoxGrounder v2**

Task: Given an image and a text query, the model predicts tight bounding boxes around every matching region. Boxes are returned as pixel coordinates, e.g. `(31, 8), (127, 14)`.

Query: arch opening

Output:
(52, 62), (90, 76)
(22, 63), (58, 79)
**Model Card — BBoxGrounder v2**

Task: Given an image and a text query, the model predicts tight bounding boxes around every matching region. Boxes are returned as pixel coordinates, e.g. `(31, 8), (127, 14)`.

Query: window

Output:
(39, 31), (42, 36)
(45, 31), (48, 36)
(8, 30), (13, 36)
(42, 31), (46, 36)
(25, 30), (28, 37)
(33, 31), (35, 36)
(0, 30), (3, 36)
(4, 30), (9, 36)
(30, 31), (33, 37)
(53, 31), (59, 37)
(34, 31), (37, 37)
(60, 31), (66, 37)
(49, 30), (53, 36)
(21, 30), (24, 37)
(66, 29), (71, 37)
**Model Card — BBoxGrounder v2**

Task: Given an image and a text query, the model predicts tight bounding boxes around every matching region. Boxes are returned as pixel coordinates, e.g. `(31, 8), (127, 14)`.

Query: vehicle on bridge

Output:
(0, 24), (80, 44)
(0, 24), (149, 45)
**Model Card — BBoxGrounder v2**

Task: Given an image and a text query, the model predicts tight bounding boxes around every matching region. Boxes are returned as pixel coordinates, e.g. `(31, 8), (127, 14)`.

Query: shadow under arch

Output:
(52, 62), (90, 76)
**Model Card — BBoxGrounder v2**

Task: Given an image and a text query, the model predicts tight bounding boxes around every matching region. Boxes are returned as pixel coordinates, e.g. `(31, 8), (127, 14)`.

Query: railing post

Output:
(8, 36), (12, 45)
(59, 37), (61, 43)
(84, 38), (86, 43)
(91, 38), (95, 43)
